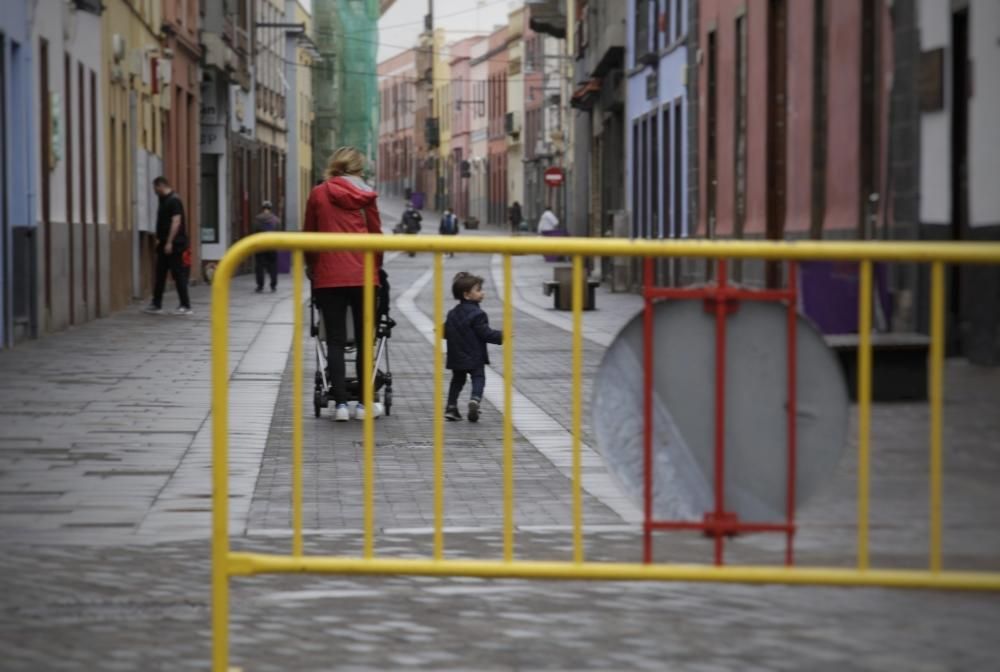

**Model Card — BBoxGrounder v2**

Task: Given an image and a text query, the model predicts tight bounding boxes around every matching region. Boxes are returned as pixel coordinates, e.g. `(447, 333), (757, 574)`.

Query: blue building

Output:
(626, 0), (690, 244)
(1, 3), (37, 347)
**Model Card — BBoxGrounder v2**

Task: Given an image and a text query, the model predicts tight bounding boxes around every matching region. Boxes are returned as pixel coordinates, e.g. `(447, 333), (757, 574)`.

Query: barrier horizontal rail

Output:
(211, 233), (1000, 671)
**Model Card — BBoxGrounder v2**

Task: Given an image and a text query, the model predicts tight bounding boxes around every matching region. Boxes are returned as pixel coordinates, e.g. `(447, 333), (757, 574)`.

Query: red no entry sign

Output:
(544, 167), (565, 188)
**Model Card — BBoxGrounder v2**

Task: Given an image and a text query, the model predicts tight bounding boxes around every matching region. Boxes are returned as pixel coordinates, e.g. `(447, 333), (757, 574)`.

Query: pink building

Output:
(377, 49), (418, 199)
(447, 37), (485, 220)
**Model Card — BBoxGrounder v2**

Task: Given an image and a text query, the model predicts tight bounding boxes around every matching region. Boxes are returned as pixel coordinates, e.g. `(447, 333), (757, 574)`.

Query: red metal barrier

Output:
(642, 259), (800, 566)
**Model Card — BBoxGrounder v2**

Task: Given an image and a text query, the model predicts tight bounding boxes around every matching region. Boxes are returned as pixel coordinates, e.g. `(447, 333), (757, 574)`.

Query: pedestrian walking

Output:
(397, 202), (422, 257)
(304, 146), (385, 422)
(537, 206), (560, 233)
(143, 177), (192, 316)
(439, 207), (459, 257)
(444, 272), (503, 423)
(508, 201), (523, 234)
(254, 201), (280, 293)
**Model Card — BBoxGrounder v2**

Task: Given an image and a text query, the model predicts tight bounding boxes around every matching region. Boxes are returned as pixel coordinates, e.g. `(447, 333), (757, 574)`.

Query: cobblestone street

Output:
(1, 216), (999, 669)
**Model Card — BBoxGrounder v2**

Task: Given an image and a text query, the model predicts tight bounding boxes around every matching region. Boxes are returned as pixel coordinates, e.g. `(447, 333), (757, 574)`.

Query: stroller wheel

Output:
(384, 388), (392, 416)
(313, 390), (323, 418)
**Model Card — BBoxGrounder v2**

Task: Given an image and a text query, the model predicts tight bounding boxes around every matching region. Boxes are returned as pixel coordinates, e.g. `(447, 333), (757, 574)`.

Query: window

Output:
(674, 99), (683, 237)
(734, 14), (747, 238)
(635, 0), (650, 64)
(706, 29), (717, 238)
(632, 121), (639, 237)
(650, 114), (659, 238)
(662, 105), (671, 237)
(674, 0), (684, 42)
(811, 0), (828, 239)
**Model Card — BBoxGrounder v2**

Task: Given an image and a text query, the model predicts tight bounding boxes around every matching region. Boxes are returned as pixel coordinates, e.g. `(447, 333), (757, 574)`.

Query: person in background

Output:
(254, 201), (280, 293)
(508, 201), (523, 234)
(537, 206), (560, 234)
(143, 176), (192, 316)
(304, 146), (385, 422)
(439, 207), (459, 257)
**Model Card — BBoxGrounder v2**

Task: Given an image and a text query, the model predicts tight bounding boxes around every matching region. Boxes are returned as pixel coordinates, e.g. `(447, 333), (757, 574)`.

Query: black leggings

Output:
(315, 286), (371, 405)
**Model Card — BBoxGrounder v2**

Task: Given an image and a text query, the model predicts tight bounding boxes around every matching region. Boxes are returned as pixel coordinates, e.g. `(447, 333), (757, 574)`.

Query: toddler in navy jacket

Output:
(444, 272), (503, 422)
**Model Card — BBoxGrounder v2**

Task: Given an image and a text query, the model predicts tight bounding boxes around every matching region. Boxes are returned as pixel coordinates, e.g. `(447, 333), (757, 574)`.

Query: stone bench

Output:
(825, 332), (931, 402)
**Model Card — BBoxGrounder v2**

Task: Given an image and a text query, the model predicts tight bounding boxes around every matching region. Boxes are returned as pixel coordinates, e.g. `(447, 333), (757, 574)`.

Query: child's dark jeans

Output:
(447, 366), (485, 407)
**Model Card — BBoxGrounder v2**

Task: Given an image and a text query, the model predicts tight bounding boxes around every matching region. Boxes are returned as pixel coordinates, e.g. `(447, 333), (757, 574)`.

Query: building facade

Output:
(1, 0), (37, 346)
(570, 0), (627, 249)
(377, 48), (417, 199)
(889, 0), (1000, 363)
(486, 26), (509, 228)
(255, 0), (288, 221)
(199, 0), (255, 275)
(468, 37), (491, 227)
(447, 37), (483, 220)
(285, 0), (317, 230)
(506, 9), (526, 228)
(522, 15), (564, 228)
(162, 0), (202, 272)
(33, 0), (110, 335)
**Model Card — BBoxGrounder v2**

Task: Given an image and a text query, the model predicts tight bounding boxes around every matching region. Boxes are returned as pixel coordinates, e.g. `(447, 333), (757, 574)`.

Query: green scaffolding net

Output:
(312, 0), (380, 181)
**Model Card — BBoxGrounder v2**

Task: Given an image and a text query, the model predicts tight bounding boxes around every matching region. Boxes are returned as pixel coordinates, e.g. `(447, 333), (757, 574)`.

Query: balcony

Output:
(505, 111), (522, 138)
(526, 0), (566, 38)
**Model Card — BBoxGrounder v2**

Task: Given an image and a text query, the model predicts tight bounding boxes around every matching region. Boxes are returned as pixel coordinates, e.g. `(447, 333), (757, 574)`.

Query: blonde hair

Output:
(325, 146), (366, 178)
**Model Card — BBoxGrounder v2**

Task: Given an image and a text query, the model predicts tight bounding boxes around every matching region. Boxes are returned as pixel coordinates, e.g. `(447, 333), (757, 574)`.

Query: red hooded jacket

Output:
(303, 176), (383, 288)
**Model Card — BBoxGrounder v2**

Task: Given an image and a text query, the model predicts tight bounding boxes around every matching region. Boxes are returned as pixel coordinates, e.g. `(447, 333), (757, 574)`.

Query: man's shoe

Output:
(173, 307), (193, 316)
(467, 399), (480, 423)
(271, 286), (277, 293)
(255, 287), (263, 293)
(445, 406), (462, 421)
(142, 304), (164, 315)
(333, 403), (350, 422)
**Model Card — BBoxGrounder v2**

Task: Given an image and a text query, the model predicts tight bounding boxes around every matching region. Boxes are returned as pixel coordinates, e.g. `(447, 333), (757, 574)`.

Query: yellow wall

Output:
(296, 1), (314, 226)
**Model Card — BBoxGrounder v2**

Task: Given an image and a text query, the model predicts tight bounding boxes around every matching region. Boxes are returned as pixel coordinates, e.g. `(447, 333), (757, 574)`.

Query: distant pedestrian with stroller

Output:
(304, 146), (385, 422)
(254, 201), (280, 293)
(144, 176), (192, 316)
(439, 207), (459, 257)
(444, 272), (503, 423)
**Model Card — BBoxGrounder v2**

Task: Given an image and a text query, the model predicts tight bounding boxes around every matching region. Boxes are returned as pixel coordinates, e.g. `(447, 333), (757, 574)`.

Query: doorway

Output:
(949, 8), (969, 354)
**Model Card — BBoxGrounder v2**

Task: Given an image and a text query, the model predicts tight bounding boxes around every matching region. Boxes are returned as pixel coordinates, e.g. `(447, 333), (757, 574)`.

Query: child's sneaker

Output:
(445, 406), (462, 421)
(333, 403), (350, 422)
(467, 399), (480, 423)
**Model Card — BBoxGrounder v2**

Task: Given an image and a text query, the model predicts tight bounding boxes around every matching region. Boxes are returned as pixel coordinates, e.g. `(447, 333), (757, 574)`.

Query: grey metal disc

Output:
(592, 300), (849, 522)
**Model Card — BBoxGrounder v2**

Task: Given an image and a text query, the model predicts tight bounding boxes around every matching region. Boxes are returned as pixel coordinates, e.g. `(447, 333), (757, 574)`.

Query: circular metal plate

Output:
(592, 300), (849, 522)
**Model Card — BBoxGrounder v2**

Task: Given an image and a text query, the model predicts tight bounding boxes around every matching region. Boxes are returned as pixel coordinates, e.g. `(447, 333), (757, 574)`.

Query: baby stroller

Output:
(311, 269), (396, 418)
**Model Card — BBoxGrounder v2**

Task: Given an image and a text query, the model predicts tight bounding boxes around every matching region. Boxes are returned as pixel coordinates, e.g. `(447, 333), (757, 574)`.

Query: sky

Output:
(377, 0), (524, 64)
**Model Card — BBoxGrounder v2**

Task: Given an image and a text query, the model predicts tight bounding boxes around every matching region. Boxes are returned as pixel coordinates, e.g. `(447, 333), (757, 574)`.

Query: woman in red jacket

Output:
(304, 147), (384, 422)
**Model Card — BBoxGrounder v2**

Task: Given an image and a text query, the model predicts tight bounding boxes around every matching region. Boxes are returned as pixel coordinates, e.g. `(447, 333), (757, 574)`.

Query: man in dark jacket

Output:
(254, 201), (280, 292)
(444, 272), (503, 422)
(144, 176), (191, 315)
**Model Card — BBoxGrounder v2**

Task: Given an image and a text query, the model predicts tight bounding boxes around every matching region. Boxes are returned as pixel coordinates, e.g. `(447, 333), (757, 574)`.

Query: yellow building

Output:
(102, 0), (167, 310)
(285, 0), (318, 230)
(296, 1), (315, 228)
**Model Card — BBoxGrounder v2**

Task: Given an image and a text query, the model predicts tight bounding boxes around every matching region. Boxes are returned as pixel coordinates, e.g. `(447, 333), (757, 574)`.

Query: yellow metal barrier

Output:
(211, 234), (1000, 671)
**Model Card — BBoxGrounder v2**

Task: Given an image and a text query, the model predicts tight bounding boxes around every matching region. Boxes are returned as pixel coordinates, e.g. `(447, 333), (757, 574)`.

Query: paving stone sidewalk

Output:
(3, 531), (1000, 671)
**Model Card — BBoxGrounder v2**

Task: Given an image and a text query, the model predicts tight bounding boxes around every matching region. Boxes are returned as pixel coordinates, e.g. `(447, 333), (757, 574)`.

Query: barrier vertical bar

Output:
(433, 253), (445, 560)
(210, 254), (233, 672)
(502, 253), (515, 562)
(713, 259), (729, 566)
(785, 261), (798, 566)
(857, 259), (873, 570)
(363, 252), (376, 559)
(571, 254), (585, 563)
(929, 261), (945, 572)
(292, 251), (304, 557)
(642, 257), (655, 564)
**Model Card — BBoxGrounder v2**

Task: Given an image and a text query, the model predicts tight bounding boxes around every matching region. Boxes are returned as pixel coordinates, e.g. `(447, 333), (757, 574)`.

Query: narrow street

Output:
(2, 211), (999, 669)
